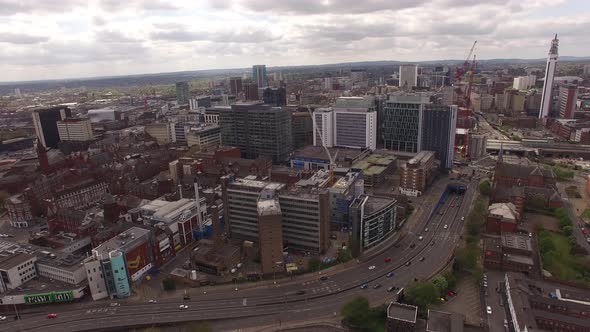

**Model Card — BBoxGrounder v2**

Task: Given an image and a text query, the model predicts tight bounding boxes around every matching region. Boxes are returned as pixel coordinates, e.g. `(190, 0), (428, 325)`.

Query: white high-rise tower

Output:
(539, 35), (559, 119)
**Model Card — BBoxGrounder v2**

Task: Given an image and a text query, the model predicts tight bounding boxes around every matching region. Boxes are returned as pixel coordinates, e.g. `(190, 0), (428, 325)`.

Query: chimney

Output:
(211, 205), (223, 248)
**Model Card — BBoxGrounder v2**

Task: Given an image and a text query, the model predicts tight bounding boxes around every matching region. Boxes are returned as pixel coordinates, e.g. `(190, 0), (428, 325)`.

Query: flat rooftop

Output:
(292, 145), (367, 162)
(258, 199), (281, 216)
(502, 233), (532, 252)
(387, 302), (417, 323)
(364, 196), (396, 215)
(427, 310), (464, 332)
(93, 226), (151, 258)
(0, 252), (35, 270)
(2, 276), (84, 296)
(408, 150), (435, 166)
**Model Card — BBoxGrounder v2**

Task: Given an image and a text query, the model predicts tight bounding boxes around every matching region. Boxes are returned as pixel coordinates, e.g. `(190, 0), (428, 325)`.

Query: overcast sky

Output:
(1, 0), (589, 82)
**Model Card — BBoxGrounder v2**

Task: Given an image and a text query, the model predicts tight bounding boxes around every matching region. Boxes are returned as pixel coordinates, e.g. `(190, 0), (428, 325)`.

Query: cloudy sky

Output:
(1, 0), (589, 82)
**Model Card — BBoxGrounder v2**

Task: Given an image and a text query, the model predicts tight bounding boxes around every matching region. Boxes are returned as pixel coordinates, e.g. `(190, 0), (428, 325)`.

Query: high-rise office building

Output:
(252, 65), (268, 88)
(399, 64), (418, 88)
(333, 97), (377, 150)
(584, 64), (590, 76)
(313, 108), (334, 148)
(229, 77), (243, 95)
(32, 106), (72, 148)
(175, 81), (190, 105)
(421, 105), (457, 169)
(56, 118), (94, 142)
(539, 35), (559, 119)
(244, 82), (259, 100)
(468, 134), (487, 160)
(262, 87), (287, 106)
(559, 84), (578, 119)
(381, 95), (427, 153)
(218, 103), (292, 163)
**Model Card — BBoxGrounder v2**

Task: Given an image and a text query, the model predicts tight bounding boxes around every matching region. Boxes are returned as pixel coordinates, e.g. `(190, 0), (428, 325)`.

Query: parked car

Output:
(405, 261), (412, 266)
(110, 303), (120, 307)
(296, 290), (306, 295)
(418, 236), (424, 241)
(461, 216), (465, 221)
(443, 224), (448, 229)
(0, 316), (6, 321)
(409, 243), (416, 249)
(486, 306), (492, 315)
(148, 299), (157, 304)
(179, 304), (189, 310)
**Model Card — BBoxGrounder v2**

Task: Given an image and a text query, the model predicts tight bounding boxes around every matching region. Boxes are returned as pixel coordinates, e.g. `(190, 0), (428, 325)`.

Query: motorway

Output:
(1, 176), (478, 332)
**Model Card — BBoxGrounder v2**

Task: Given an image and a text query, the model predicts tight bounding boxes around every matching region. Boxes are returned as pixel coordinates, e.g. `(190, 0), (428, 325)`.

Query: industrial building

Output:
(218, 103), (292, 163)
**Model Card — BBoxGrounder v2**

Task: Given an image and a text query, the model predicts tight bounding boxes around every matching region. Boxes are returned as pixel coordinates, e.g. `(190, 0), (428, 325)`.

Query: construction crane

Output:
(307, 105), (337, 186)
(455, 40), (477, 106)
(464, 54), (477, 111)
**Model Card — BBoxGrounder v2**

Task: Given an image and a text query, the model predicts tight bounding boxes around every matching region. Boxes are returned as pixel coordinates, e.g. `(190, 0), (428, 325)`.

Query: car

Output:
(110, 303), (120, 307)
(583, 229), (588, 235)
(296, 290), (306, 295)
(0, 316), (6, 321)
(148, 299), (157, 304)
(179, 304), (189, 310)
(486, 306), (492, 315)
(373, 283), (382, 289)
(409, 243), (416, 249)
(386, 272), (395, 278)
(419, 257), (426, 262)
(319, 276), (328, 281)
(368, 265), (376, 270)
(483, 274), (487, 281)
(384, 257), (392, 263)
(529, 232), (533, 237)
(418, 236), (424, 241)
(47, 313), (58, 319)
(586, 238), (590, 243)
(183, 294), (190, 300)
(447, 291), (456, 297)
(405, 261), (412, 266)
(424, 228), (429, 232)
(360, 283), (369, 289)
(461, 216), (465, 221)
(483, 281), (488, 287)
(443, 224), (448, 229)
(387, 286), (395, 292)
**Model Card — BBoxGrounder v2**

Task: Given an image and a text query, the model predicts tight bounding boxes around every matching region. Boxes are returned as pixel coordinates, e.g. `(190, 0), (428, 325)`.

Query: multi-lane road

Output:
(1, 176), (478, 332)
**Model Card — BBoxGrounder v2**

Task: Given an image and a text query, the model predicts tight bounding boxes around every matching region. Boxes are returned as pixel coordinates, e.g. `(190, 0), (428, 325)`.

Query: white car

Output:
(148, 299), (157, 304)
(461, 217), (465, 221)
(368, 265), (376, 270)
(443, 224), (448, 229)
(418, 236), (424, 241)
(486, 306), (492, 315)
(110, 303), (120, 307)
(0, 316), (6, 321)
(483, 281), (488, 287)
(179, 304), (189, 310)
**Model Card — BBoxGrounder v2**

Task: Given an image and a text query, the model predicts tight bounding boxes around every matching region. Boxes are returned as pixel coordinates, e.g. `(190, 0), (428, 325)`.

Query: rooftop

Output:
(408, 150), (435, 166)
(427, 310), (464, 332)
(387, 302), (418, 322)
(363, 195), (397, 216)
(0, 252), (35, 270)
(292, 145), (368, 164)
(92, 226), (151, 259)
(502, 233), (532, 252)
(257, 199), (281, 216)
(488, 202), (519, 222)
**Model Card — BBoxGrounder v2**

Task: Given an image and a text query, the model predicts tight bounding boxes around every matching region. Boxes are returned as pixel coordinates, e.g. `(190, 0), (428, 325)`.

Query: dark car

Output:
(409, 243), (416, 249)
(394, 243), (401, 248)
(360, 283), (369, 289)
(296, 290), (306, 295)
(183, 294), (190, 300)
(319, 276), (328, 281)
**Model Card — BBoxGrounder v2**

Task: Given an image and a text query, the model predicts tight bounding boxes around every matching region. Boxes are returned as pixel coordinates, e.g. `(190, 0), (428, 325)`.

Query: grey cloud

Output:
(95, 30), (141, 43)
(92, 16), (107, 26)
(150, 30), (209, 42)
(0, 32), (49, 44)
(0, 0), (86, 16)
(150, 25), (279, 43)
(99, 0), (178, 12)
(211, 0), (426, 14)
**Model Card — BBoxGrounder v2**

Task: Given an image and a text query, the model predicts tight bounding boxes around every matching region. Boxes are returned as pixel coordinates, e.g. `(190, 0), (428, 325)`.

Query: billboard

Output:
(24, 291), (74, 304)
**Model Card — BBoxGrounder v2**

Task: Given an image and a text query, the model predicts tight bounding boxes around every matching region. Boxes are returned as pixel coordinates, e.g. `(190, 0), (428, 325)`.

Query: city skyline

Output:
(1, 0), (590, 82)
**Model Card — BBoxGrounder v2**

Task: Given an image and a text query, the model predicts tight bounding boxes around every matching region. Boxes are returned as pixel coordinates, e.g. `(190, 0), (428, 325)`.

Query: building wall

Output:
(334, 111), (377, 150)
(313, 110), (334, 148)
(37, 262), (86, 285)
(84, 257), (108, 301)
(559, 85), (578, 119)
(145, 123), (172, 145)
(421, 105), (456, 169)
(279, 194), (322, 253)
(33, 107), (72, 148)
(57, 119), (93, 142)
(0, 255), (37, 291)
(5, 195), (33, 228)
(399, 64), (418, 88)
(258, 208), (283, 275)
(382, 97), (424, 153)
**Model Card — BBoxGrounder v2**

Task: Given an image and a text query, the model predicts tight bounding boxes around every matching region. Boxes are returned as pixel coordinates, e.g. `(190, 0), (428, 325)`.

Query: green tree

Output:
(340, 296), (371, 328)
(432, 276), (448, 295)
(338, 248), (352, 263)
(405, 281), (439, 309)
(539, 236), (556, 254)
(562, 225), (573, 236)
(162, 278), (176, 291)
(559, 216), (572, 228)
(307, 257), (321, 272)
(478, 180), (492, 196)
(443, 271), (457, 290)
(555, 208), (567, 219)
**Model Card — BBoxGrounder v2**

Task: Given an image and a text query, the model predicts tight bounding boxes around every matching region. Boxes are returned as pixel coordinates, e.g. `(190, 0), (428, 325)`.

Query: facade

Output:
(382, 95), (427, 153)
(468, 134), (487, 160)
(176, 81), (190, 104)
(5, 194), (33, 228)
(333, 97), (377, 150)
(559, 84), (578, 119)
(252, 65), (268, 88)
(257, 199), (284, 275)
(189, 96), (211, 110)
(218, 103), (292, 163)
(229, 77), (243, 95)
(262, 87), (286, 106)
(399, 151), (437, 196)
(312, 108), (334, 148)
(539, 35), (559, 119)
(186, 123), (221, 149)
(486, 202), (520, 234)
(0, 253), (38, 293)
(57, 118), (93, 142)
(291, 111), (313, 150)
(421, 105), (457, 169)
(222, 175), (330, 253)
(52, 180), (109, 213)
(145, 122), (172, 145)
(330, 171), (364, 230)
(32, 106), (72, 148)
(244, 83), (259, 100)
(36, 252), (87, 285)
(350, 195), (398, 256)
(399, 64), (418, 88)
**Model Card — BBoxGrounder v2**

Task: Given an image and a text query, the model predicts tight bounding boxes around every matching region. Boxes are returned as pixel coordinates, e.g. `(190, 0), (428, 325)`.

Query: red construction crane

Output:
(455, 40), (477, 107)
(464, 54), (477, 110)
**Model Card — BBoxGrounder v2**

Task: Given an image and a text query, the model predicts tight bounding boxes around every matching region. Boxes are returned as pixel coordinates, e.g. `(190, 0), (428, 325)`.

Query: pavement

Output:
(0, 175), (480, 332)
